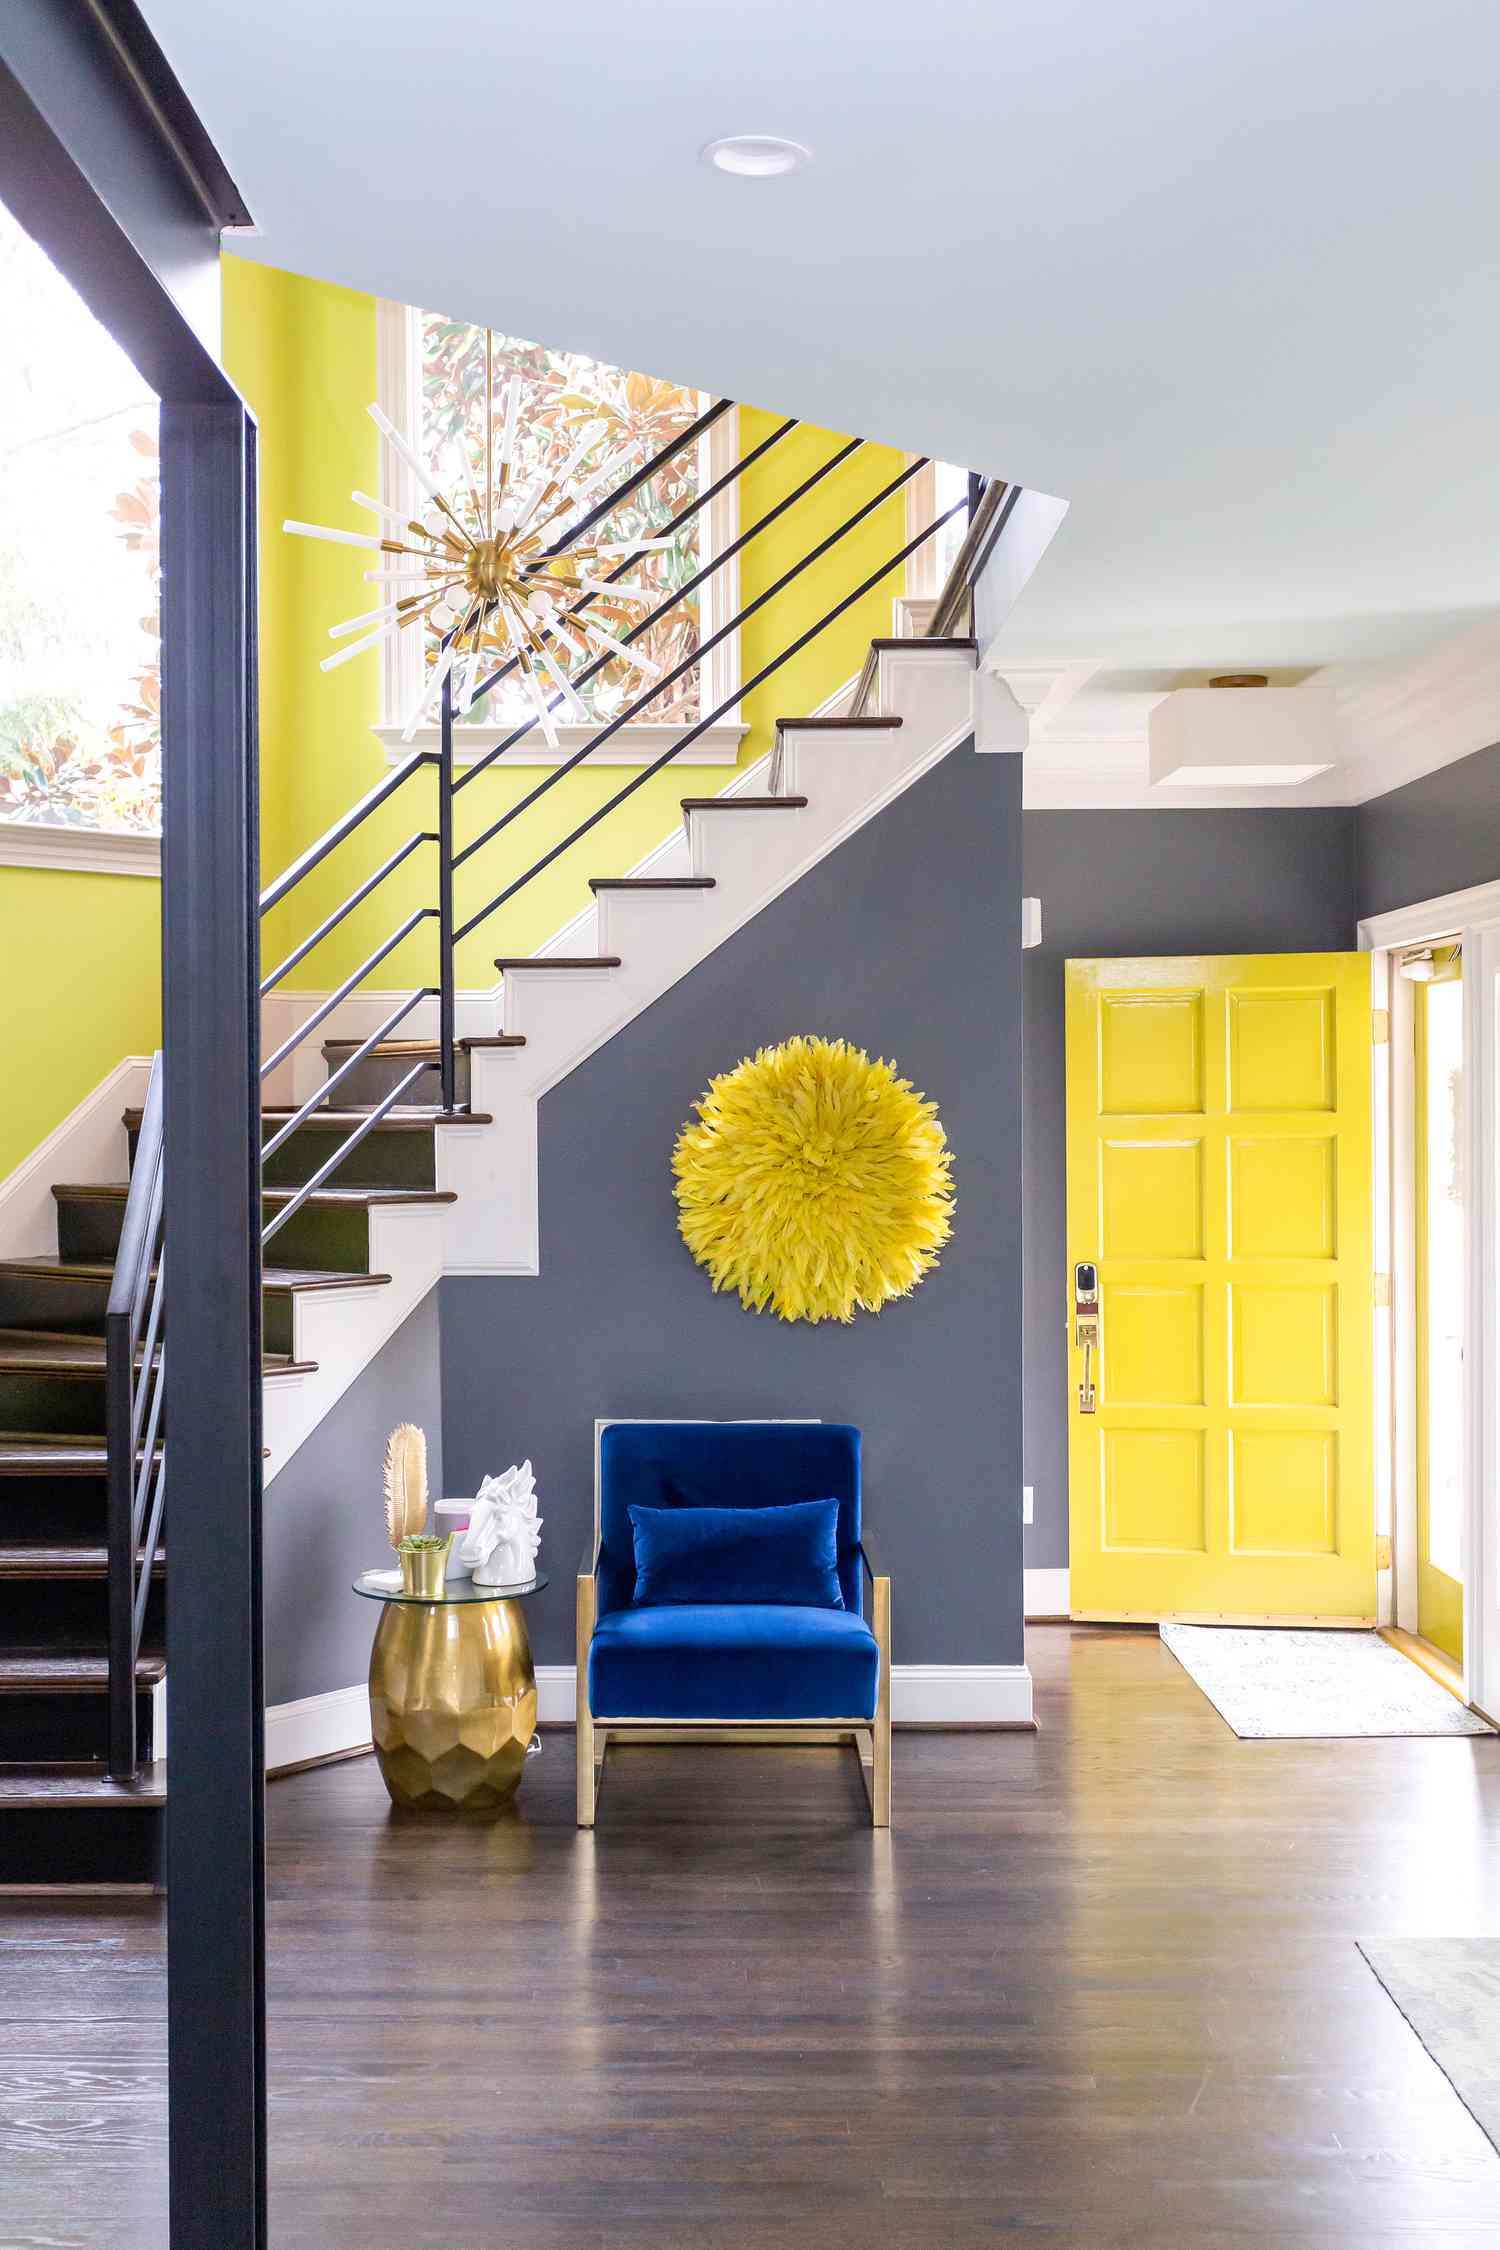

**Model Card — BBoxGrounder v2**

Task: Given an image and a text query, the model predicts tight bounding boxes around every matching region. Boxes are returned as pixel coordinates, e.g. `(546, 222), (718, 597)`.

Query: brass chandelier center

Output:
(464, 535), (524, 606)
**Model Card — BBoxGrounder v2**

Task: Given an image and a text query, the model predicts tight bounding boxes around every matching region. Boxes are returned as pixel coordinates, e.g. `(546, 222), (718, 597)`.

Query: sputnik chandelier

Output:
(283, 331), (667, 744)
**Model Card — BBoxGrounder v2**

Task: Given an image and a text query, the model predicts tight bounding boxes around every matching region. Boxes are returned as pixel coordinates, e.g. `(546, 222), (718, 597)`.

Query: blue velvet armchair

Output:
(577, 1422), (891, 1826)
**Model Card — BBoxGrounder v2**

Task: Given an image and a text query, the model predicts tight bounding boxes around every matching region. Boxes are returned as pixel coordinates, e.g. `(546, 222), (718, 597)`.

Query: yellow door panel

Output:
(1102, 1429), (1207, 1552)
(1101, 1139), (1205, 1259)
(1067, 953), (1374, 1622)
(1228, 1135), (1337, 1259)
(1099, 991), (1205, 1114)
(1230, 1283), (1338, 1407)
(1231, 1431), (1338, 1556)
(1103, 1284), (1204, 1406)
(1227, 986), (1337, 1111)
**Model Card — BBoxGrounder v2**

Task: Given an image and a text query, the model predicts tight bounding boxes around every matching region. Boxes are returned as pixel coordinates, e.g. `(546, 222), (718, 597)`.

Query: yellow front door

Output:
(1066, 954), (1375, 1622)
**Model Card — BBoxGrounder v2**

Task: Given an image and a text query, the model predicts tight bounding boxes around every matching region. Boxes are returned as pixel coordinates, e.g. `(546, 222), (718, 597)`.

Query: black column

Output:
(160, 398), (267, 2250)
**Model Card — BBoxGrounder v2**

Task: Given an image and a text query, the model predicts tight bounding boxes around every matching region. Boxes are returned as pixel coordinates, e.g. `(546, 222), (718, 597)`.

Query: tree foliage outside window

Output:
(420, 316), (703, 728)
(0, 198), (162, 834)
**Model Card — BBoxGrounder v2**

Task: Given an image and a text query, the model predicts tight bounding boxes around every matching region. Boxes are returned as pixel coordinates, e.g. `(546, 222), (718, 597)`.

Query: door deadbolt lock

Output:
(1074, 1261), (1100, 1415)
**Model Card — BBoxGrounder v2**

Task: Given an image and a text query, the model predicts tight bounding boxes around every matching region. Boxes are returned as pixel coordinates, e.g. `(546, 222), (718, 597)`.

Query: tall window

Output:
(0, 197), (161, 835)
(379, 304), (740, 755)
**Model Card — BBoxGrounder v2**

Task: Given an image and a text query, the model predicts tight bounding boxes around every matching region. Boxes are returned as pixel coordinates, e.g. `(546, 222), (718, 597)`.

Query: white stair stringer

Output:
(262, 642), (979, 1482)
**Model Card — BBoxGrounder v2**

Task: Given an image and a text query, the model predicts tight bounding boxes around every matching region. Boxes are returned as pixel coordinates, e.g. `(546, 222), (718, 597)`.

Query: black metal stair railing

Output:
(252, 396), (1003, 1233)
(104, 1050), (166, 1781)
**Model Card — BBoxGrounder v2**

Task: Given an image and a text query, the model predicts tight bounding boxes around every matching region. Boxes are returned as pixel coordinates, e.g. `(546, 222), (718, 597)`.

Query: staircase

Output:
(0, 405), (1018, 1885)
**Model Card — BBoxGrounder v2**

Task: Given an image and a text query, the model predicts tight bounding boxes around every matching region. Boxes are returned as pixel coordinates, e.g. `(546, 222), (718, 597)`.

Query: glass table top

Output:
(352, 1568), (549, 1606)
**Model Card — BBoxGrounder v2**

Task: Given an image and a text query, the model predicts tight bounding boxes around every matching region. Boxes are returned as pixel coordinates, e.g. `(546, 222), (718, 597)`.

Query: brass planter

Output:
(398, 1541), (450, 1599)
(369, 1596), (537, 1816)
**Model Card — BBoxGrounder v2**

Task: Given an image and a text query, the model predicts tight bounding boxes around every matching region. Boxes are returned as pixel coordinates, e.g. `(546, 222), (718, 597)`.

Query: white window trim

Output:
(0, 820), (160, 877)
(1360, 874), (1500, 1724)
(372, 299), (745, 767)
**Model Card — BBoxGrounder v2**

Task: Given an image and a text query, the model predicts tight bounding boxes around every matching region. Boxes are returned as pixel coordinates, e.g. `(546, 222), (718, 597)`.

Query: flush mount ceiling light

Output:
(1148, 679), (1337, 789)
(701, 134), (811, 178)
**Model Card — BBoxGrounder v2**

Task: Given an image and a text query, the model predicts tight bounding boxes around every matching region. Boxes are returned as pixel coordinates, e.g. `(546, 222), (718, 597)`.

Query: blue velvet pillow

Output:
(627, 1498), (844, 1609)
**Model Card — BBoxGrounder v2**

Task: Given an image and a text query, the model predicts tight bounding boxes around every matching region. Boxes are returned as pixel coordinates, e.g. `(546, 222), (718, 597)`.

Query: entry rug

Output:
(1159, 1623), (1495, 1738)
(1359, 1939), (1500, 2156)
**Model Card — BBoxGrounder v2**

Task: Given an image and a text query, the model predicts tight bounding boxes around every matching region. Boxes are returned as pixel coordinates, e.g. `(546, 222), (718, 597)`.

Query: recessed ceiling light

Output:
(701, 135), (811, 179)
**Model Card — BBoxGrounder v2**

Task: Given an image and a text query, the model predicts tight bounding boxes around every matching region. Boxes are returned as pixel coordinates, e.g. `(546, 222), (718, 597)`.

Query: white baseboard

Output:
(266, 1660), (1034, 1770)
(1025, 1567), (1070, 1618)
(0, 1053), (153, 1259)
(265, 1683), (371, 1774)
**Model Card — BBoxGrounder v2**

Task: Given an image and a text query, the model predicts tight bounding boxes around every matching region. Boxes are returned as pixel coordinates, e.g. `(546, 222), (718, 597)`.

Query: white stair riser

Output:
(773, 729), (914, 815)
(594, 887), (714, 958)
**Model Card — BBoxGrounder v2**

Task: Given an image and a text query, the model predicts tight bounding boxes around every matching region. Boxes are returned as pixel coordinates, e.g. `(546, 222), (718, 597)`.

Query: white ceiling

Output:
(152, 0), (1500, 703)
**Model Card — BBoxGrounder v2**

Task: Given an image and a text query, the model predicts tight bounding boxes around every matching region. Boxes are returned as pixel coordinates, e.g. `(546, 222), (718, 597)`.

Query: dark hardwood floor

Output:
(4, 1624), (1499, 2248)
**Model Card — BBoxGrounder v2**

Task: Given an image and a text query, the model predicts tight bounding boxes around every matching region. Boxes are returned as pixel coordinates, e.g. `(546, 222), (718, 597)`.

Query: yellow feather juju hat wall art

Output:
(672, 1035), (955, 1324)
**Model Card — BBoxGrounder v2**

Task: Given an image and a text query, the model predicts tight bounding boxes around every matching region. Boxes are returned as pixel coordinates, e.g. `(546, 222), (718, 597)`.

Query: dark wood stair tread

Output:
(492, 955), (621, 970)
(263, 1266), (393, 1294)
(680, 795), (809, 811)
(125, 1106), (492, 1133)
(0, 1327), (311, 1378)
(773, 714), (903, 732)
(0, 1438), (118, 1477)
(853, 633), (977, 713)
(588, 876), (716, 892)
(0, 1543), (163, 1578)
(0, 1256), (391, 1298)
(53, 1181), (455, 1211)
(0, 1648), (165, 1690)
(320, 1035), (526, 1060)
(0, 1762), (166, 1807)
(864, 636), (978, 653)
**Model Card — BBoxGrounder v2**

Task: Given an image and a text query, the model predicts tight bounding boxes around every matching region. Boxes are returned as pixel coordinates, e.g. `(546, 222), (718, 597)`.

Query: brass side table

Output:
(352, 1569), (549, 1816)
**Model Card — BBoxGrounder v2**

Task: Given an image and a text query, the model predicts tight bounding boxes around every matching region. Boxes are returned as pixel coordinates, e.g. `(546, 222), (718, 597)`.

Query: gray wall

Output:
(1356, 740), (1500, 920)
(442, 742), (1026, 1669)
(1021, 809), (1358, 1569)
(263, 1288), (444, 1706)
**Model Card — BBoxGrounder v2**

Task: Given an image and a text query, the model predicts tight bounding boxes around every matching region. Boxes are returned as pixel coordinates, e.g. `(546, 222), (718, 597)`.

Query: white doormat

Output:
(1359, 1939), (1500, 2155)
(1160, 1623), (1496, 1739)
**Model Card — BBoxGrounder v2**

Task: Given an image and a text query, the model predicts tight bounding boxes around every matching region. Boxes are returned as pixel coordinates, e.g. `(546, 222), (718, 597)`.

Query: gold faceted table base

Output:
(368, 1594), (537, 1816)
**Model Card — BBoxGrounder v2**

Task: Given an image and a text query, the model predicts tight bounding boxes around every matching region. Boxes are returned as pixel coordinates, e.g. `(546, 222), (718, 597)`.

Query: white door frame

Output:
(1360, 877), (1500, 1720)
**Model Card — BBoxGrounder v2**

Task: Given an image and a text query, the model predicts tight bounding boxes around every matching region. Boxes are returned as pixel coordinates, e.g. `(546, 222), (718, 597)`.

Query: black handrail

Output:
(453, 495), (968, 943)
(258, 750), (434, 917)
(259, 908), (436, 1081)
(927, 477), (1021, 639)
(455, 430), (858, 795)
(459, 406), (795, 743)
(105, 1050), (165, 1781)
(453, 452), (925, 879)
(260, 830), (437, 996)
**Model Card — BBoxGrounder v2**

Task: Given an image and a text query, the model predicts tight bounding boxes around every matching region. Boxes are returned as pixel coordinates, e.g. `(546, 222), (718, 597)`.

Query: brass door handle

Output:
(1075, 1309), (1099, 1415)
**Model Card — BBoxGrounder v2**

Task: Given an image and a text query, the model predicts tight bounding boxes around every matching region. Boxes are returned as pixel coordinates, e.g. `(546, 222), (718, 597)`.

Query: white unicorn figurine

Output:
(459, 1460), (542, 1587)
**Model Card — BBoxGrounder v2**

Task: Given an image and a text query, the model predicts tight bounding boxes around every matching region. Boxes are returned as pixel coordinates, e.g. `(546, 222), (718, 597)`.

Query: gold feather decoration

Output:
(672, 1035), (955, 1325)
(383, 1423), (429, 1549)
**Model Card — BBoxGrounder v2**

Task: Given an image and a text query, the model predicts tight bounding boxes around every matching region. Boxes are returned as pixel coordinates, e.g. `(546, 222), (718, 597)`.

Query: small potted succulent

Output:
(384, 1423), (450, 1597)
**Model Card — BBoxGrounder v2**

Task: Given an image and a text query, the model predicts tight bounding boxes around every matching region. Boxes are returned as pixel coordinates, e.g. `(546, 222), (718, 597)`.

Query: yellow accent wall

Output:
(223, 260), (908, 994)
(0, 868), (161, 1179)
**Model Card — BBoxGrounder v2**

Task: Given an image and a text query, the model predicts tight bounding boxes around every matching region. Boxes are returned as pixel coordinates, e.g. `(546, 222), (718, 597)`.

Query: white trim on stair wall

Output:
(264, 1662), (1036, 1772)
(0, 1054), (153, 1260)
